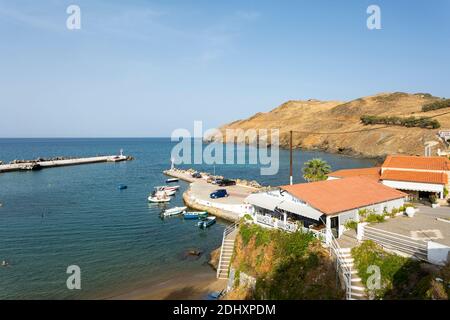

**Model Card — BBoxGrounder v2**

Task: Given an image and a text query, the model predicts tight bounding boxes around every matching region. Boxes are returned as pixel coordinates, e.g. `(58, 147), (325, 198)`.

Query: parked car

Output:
(211, 178), (223, 185)
(210, 189), (228, 199)
(219, 179), (236, 186)
(191, 172), (202, 179)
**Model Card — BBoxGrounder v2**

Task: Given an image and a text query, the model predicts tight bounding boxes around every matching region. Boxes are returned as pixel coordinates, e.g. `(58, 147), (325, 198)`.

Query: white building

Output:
(245, 176), (406, 240)
(328, 155), (450, 200)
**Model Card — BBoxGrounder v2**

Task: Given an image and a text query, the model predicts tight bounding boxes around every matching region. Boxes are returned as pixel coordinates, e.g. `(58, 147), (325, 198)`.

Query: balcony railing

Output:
(255, 214), (298, 232)
(255, 213), (326, 241)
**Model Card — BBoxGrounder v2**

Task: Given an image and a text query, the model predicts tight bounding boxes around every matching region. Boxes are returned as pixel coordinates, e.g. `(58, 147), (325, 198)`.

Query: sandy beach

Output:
(106, 271), (227, 300)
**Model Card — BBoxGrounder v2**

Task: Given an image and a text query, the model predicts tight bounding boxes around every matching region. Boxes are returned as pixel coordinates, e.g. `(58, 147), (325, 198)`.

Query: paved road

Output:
(190, 180), (255, 205)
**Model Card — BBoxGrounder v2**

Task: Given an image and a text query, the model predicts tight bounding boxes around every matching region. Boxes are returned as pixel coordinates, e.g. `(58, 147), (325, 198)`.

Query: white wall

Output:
(382, 180), (444, 193)
(427, 241), (450, 266)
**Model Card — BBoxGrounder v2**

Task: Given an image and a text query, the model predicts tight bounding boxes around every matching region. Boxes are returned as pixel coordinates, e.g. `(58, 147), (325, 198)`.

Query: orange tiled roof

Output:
(382, 155), (450, 171)
(381, 170), (448, 185)
(327, 167), (381, 181)
(280, 176), (406, 215)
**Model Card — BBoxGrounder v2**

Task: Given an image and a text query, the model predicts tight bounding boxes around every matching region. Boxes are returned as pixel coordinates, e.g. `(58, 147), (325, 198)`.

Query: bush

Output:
(351, 241), (422, 299)
(422, 99), (450, 112)
(345, 220), (358, 231)
(429, 194), (438, 204)
(365, 213), (385, 223)
(361, 115), (441, 129)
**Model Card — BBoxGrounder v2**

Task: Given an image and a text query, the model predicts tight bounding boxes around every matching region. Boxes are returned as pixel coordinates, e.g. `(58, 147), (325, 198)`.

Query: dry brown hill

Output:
(209, 92), (450, 158)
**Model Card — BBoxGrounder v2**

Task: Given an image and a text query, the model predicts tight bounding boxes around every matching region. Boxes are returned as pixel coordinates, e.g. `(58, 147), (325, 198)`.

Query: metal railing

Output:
(328, 230), (352, 300)
(362, 225), (428, 261)
(216, 222), (238, 279)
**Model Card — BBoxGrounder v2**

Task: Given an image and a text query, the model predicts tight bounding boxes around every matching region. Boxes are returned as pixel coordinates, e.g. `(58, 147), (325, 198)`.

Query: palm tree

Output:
(302, 158), (331, 182)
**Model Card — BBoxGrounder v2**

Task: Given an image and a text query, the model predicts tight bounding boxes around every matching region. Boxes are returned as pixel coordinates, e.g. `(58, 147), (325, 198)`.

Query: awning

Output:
(276, 201), (323, 221)
(245, 193), (283, 211)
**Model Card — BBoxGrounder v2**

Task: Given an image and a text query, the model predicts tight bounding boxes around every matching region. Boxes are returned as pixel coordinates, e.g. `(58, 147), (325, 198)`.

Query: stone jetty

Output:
(0, 154), (133, 173)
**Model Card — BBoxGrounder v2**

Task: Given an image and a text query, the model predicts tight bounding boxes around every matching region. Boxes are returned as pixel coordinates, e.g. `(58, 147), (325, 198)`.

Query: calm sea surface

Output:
(0, 138), (377, 299)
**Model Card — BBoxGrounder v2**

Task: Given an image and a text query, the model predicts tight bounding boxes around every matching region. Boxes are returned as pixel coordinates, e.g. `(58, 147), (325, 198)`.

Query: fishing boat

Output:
(154, 186), (176, 196)
(183, 211), (208, 220)
(198, 216), (216, 228)
(166, 178), (179, 183)
(148, 191), (171, 203)
(163, 206), (187, 217)
(118, 184), (128, 190)
(155, 185), (180, 192)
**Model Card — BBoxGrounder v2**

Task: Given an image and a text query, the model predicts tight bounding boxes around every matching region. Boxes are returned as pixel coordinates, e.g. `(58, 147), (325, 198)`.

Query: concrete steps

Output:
(217, 227), (238, 279)
(337, 247), (368, 300)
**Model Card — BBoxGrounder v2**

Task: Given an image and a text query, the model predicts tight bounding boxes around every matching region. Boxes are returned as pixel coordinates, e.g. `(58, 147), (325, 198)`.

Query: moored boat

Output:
(198, 216), (216, 228)
(118, 184), (128, 190)
(154, 186), (176, 196)
(183, 211), (208, 220)
(148, 191), (171, 203)
(163, 206), (187, 216)
(166, 178), (179, 183)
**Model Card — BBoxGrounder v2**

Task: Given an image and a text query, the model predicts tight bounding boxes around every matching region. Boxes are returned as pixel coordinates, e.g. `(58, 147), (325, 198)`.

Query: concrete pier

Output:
(164, 168), (258, 222)
(0, 155), (131, 173)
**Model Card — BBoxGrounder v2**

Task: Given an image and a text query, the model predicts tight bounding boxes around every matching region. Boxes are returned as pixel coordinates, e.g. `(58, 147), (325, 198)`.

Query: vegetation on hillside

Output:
(302, 158), (331, 182)
(360, 115), (441, 129)
(228, 223), (343, 300)
(422, 99), (450, 112)
(352, 241), (449, 299)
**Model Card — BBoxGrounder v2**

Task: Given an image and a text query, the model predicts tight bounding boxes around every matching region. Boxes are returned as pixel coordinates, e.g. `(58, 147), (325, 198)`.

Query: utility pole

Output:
(290, 130), (293, 185)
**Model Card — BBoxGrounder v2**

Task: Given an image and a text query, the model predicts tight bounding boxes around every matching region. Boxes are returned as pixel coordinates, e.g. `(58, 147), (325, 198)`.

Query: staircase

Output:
(336, 247), (367, 300)
(217, 223), (238, 279)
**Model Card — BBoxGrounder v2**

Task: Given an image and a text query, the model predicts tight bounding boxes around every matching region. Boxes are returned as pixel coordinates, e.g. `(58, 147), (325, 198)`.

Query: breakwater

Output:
(0, 154), (133, 173)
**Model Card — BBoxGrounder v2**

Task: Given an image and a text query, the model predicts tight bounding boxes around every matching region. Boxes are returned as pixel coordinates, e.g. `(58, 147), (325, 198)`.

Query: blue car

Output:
(210, 189), (228, 199)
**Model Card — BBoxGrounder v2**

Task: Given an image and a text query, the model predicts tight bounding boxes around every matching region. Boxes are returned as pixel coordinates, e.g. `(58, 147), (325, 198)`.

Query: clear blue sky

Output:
(0, 0), (449, 137)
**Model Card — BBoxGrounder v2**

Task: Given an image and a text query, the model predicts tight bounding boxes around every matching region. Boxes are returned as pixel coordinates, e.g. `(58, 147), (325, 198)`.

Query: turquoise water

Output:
(0, 138), (376, 299)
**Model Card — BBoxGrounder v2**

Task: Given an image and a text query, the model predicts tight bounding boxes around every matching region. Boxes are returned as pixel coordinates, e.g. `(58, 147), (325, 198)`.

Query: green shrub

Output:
(429, 194), (438, 204)
(276, 230), (315, 258)
(422, 99), (450, 112)
(361, 114), (441, 129)
(351, 241), (421, 299)
(365, 213), (385, 223)
(345, 220), (358, 231)
(239, 223), (272, 247)
(444, 187), (448, 198)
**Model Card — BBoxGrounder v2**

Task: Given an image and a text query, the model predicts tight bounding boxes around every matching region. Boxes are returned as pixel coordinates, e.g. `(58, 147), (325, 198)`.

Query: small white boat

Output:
(154, 187), (176, 196)
(148, 191), (171, 203)
(163, 206), (187, 216)
(155, 185), (180, 192)
(166, 178), (179, 183)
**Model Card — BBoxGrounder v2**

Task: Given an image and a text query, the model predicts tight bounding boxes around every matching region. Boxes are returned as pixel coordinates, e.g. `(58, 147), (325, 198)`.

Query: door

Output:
(330, 216), (339, 238)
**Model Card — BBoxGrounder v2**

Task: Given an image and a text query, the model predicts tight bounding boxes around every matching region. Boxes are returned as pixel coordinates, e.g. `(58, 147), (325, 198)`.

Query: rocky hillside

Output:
(226, 223), (343, 300)
(209, 92), (450, 158)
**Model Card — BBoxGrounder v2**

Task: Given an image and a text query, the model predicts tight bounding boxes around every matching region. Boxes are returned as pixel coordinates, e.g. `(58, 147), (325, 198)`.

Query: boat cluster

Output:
(161, 206), (216, 228)
(147, 177), (216, 228)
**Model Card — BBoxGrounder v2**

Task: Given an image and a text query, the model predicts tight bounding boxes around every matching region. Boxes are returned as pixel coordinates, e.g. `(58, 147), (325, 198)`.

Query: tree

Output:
(302, 158), (331, 182)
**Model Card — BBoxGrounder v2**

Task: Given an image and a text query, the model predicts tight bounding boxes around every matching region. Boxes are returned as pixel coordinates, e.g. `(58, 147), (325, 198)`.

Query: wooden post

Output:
(290, 130), (293, 185)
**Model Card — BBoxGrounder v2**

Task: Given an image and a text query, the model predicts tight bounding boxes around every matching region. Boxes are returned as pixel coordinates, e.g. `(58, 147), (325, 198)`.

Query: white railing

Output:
(255, 214), (329, 241)
(362, 225), (428, 261)
(216, 222), (238, 279)
(328, 230), (352, 300)
(255, 214), (299, 233)
(255, 214), (277, 228)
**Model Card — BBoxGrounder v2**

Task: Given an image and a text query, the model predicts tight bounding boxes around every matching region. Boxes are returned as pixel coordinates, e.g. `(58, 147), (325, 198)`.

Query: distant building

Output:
(328, 155), (450, 200)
